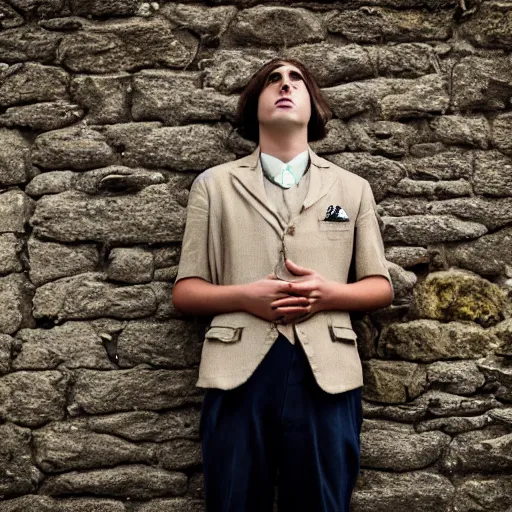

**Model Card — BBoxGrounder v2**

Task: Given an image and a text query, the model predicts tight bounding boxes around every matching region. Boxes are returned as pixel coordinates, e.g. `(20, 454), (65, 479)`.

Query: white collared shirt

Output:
(260, 149), (310, 188)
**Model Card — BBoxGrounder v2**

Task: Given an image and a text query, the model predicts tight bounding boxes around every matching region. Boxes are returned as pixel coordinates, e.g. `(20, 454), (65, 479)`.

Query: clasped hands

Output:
(243, 258), (332, 324)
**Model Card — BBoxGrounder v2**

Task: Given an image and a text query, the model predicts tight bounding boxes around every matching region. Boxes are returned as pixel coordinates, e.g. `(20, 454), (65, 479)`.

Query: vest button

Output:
(286, 225), (295, 236)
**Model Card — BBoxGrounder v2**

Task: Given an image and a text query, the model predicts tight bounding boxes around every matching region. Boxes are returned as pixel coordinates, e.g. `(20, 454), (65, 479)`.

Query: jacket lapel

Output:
(302, 148), (338, 210)
(230, 145), (338, 232)
(230, 146), (284, 235)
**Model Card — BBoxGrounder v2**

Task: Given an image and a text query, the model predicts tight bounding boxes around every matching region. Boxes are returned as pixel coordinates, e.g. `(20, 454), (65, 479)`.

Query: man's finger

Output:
(289, 282), (316, 294)
(285, 258), (314, 276)
(271, 296), (310, 308)
(275, 305), (310, 315)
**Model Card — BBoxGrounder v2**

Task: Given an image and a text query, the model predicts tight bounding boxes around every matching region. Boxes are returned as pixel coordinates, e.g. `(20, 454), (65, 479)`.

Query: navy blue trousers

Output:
(199, 333), (363, 512)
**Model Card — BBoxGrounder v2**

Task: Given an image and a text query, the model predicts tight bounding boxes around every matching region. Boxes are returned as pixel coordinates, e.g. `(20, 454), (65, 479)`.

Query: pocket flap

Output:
(329, 325), (357, 343)
(205, 326), (243, 343)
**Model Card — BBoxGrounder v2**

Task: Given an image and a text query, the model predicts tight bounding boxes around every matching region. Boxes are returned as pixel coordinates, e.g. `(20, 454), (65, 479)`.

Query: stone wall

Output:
(0, 0), (512, 511)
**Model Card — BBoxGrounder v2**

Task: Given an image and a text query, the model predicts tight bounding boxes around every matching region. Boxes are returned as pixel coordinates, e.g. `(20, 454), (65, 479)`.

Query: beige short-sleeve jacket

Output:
(175, 145), (393, 394)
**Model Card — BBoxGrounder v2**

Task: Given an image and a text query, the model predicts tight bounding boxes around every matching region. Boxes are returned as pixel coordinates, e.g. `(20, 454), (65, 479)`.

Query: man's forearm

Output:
(172, 277), (248, 316)
(323, 276), (393, 312)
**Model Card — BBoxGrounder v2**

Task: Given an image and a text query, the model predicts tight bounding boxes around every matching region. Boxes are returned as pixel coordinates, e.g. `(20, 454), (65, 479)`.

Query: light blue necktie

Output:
(260, 150), (309, 189)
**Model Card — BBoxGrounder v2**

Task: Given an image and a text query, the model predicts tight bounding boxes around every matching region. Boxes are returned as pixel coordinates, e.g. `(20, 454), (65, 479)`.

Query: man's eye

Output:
(290, 72), (303, 81)
(268, 73), (280, 82)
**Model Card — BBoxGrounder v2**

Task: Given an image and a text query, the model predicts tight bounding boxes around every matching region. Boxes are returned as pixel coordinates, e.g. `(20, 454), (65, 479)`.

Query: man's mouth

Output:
(276, 99), (294, 107)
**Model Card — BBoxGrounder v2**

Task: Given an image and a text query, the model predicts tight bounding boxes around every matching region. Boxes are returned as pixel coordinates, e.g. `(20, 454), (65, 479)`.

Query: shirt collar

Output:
(260, 149), (310, 188)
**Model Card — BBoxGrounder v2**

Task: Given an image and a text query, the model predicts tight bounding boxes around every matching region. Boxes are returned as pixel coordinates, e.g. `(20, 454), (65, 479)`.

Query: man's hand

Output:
(241, 273), (310, 323)
(270, 259), (332, 319)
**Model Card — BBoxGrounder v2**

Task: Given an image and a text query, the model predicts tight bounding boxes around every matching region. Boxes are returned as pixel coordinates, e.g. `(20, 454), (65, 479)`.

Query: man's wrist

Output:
(232, 283), (250, 313)
(322, 280), (346, 311)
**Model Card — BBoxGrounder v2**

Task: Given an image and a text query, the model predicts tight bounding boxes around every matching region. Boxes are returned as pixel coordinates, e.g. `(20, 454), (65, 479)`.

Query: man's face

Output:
(257, 63), (312, 132)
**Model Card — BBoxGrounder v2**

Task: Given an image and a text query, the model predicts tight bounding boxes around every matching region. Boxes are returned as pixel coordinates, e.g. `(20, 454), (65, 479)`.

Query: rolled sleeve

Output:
(175, 176), (213, 285)
(354, 181), (394, 299)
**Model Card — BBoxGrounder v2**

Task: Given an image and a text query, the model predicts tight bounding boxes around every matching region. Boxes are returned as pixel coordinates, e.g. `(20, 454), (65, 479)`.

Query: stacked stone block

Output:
(0, 1), (511, 510)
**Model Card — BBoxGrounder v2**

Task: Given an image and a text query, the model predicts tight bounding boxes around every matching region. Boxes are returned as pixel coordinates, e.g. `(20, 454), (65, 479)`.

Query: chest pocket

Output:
(317, 216), (351, 240)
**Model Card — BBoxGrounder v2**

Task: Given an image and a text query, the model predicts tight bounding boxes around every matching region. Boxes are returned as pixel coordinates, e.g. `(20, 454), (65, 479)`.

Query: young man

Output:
(173, 58), (394, 512)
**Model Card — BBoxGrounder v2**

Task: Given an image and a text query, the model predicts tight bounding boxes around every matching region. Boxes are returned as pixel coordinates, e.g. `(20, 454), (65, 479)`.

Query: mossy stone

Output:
(410, 269), (507, 327)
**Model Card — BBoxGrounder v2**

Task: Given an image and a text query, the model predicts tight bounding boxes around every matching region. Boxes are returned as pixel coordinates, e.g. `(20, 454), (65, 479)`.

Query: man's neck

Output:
(258, 129), (309, 163)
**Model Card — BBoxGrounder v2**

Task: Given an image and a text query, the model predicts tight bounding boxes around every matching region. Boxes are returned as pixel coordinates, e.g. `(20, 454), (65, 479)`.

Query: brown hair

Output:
(235, 57), (332, 144)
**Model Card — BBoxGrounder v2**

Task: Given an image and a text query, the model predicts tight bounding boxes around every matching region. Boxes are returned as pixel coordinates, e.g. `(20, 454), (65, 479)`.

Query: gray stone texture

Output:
(201, 49), (277, 93)
(6, 0), (66, 17)
(0, 128), (33, 186)
(0, 423), (43, 497)
(56, 18), (198, 73)
(25, 170), (75, 197)
(441, 425), (512, 474)
(406, 150), (473, 180)
(352, 470), (454, 512)
(473, 150), (512, 197)
(0, 273), (35, 334)
(0, 334), (12, 374)
(327, 153), (405, 202)
(382, 215), (487, 245)
(385, 246), (430, 268)
(415, 390), (501, 418)
(161, 3), (237, 44)
(85, 408), (201, 442)
(0, 101), (84, 131)
(492, 319), (512, 358)
(0, 0), (511, 509)
(12, 321), (114, 370)
(117, 320), (202, 369)
(0, 63), (69, 107)
(389, 178), (472, 199)
(33, 422), (154, 472)
(40, 464), (187, 499)
(362, 359), (427, 404)
(416, 414), (491, 435)
(70, 74), (131, 125)
(285, 43), (373, 87)
(135, 500), (205, 512)
(378, 320), (500, 362)
(0, 495), (128, 512)
(454, 476), (512, 512)
(69, 0), (139, 16)
(428, 198), (512, 230)
(101, 122), (236, 171)
(0, 370), (68, 426)
(31, 186), (186, 244)
(322, 74), (449, 121)
(32, 126), (116, 170)
(27, 236), (99, 286)
(326, 8), (453, 43)
(230, 6), (324, 46)
(132, 70), (237, 126)
(0, 188), (34, 234)
(452, 56), (512, 112)
(0, 2), (25, 29)
(107, 247), (154, 284)
(360, 428), (450, 471)
(426, 360), (486, 395)
(0, 233), (24, 275)
(444, 226), (512, 276)
(459, 2), (512, 49)
(68, 367), (200, 415)
(32, 272), (158, 322)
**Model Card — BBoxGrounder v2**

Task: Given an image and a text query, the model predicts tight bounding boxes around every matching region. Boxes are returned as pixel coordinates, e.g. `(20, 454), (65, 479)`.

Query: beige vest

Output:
(175, 145), (393, 394)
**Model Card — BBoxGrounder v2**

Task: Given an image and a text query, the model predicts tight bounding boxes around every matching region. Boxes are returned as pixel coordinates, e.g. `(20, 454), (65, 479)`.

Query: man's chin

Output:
(261, 117), (307, 130)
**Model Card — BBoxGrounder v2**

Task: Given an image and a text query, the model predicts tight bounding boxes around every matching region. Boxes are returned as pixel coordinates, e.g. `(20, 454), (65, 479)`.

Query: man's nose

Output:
(281, 82), (290, 92)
